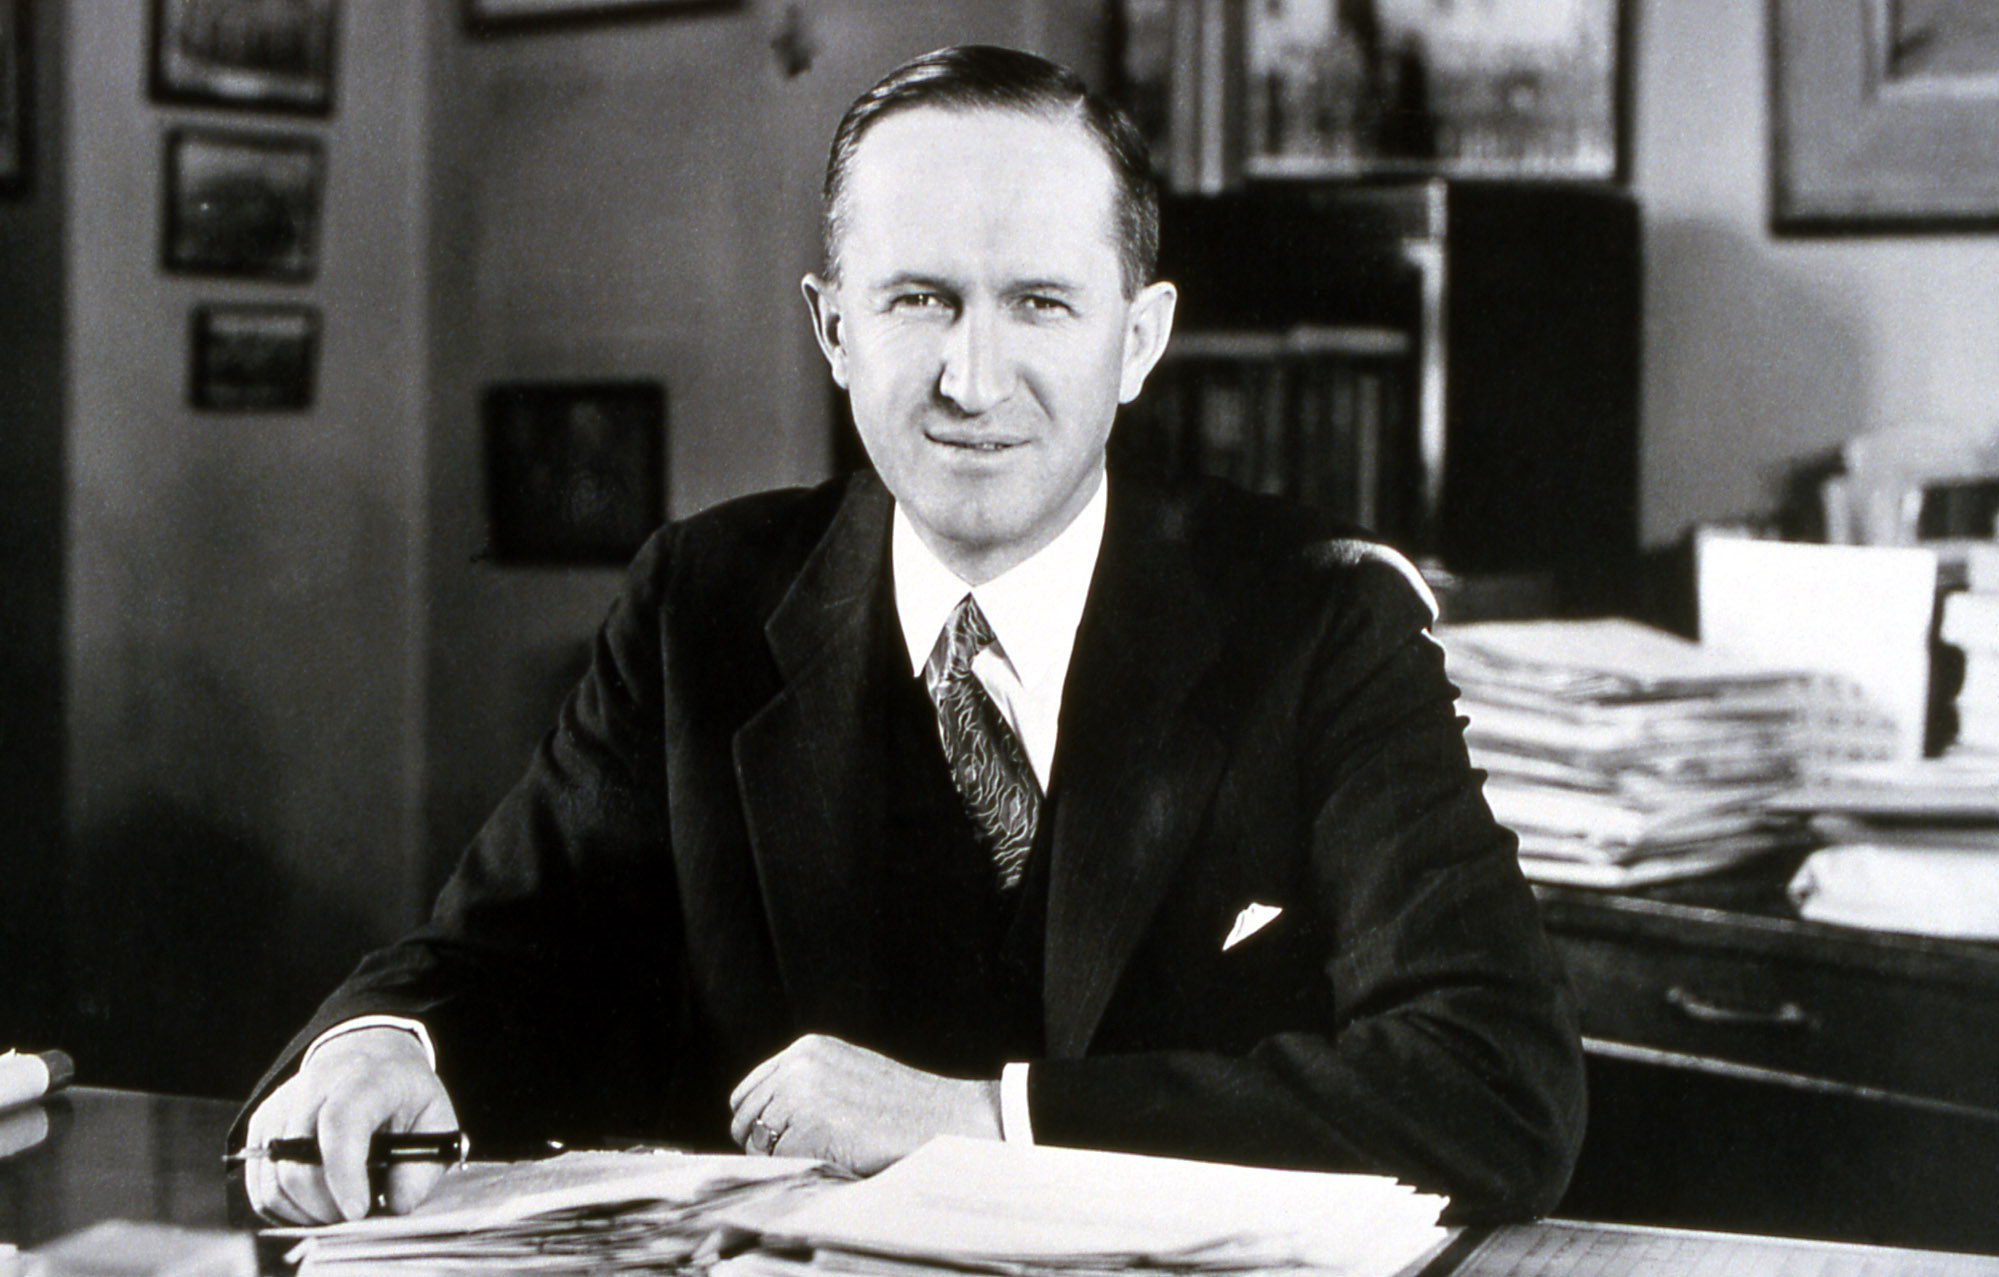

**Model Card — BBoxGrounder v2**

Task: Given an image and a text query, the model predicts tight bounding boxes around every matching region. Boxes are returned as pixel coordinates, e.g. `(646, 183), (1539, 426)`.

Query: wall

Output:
(1632, 0), (1999, 546)
(418, 1), (1108, 886)
(61, 3), (432, 1096)
(0, 0), (67, 1046)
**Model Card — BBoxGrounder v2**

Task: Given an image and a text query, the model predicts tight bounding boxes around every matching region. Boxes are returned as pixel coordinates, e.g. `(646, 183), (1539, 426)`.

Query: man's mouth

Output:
(926, 432), (1024, 453)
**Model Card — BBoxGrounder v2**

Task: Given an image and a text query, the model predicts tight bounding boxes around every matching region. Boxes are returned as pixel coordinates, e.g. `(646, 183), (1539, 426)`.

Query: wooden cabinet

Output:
(1146, 181), (1641, 612)
(1545, 885), (1999, 1114)
(1539, 875), (1999, 1254)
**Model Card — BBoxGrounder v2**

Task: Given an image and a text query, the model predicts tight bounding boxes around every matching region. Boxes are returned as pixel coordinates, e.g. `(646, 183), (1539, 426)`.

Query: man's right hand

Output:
(242, 1026), (460, 1224)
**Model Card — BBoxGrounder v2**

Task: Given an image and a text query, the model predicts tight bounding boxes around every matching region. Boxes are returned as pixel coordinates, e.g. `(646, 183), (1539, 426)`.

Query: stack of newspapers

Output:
(270, 1138), (1449, 1277)
(1438, 617), (1819, 888)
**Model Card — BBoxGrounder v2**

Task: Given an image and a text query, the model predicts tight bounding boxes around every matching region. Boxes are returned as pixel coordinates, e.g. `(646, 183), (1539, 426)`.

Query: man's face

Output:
(804, 107), (1175, 584)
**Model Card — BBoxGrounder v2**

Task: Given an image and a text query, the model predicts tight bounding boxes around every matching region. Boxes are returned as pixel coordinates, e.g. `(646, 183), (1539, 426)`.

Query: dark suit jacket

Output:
(245, 470), (1585, 1221)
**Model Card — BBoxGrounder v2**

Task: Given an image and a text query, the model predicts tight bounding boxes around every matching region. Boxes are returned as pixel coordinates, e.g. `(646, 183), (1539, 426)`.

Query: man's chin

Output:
(906, 507), (1043, 579)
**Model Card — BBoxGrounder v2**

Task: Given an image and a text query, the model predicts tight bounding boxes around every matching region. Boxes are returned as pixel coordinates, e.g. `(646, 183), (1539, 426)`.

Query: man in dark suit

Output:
(242, 44), (1584, 1227)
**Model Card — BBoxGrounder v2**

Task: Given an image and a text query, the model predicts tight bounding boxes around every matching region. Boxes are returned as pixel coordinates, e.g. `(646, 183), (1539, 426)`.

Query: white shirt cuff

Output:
(999, 1061), (1034, 1144)
(301, 1016), (437, 1073)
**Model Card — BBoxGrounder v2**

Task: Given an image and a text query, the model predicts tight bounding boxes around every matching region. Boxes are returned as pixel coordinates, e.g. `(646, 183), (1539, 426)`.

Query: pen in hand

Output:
(224, 1131), (469, 1167)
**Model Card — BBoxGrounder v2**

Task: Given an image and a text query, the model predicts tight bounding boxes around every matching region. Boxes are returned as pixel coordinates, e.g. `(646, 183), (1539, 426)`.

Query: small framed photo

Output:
(483, 381), (666, 565)
(465, 0), (735, 34)
(1, 0), (25, 194)
(1773, 0), (1999, 230)
(162, 128), (324, 281)
(151, 0), (338, 115)
(190, 303), (319, 411)
(1129, 0), (1626, 185)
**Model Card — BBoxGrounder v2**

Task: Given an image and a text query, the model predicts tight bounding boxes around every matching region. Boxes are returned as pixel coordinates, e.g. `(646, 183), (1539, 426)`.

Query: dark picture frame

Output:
(482, 381), (666, 566)
(150, 0), (338, 115)
(0, 0), (25, 195)
(1127, 0), (1628, 184)
(162, 128), (325, 281)
(189, 303), (320, 411)
(465, 0), (735, 35)
(1772, 0), (1999, 231)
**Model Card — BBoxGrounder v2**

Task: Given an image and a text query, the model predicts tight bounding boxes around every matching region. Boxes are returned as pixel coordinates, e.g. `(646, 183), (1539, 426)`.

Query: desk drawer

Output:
(1552, 928), (1999, 1114)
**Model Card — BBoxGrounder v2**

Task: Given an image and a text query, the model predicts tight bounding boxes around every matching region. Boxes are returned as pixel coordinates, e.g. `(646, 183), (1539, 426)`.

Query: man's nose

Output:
(937, 306), (1012, 414)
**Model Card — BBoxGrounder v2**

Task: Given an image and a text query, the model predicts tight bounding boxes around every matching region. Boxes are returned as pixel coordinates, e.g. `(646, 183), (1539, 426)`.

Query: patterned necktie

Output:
(924, 595), (1041, 890)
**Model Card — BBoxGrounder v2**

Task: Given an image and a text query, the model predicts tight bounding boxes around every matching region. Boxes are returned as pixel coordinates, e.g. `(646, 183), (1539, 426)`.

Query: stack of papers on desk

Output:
(270, 1139), (1449, 1277)
(1438, 618), (1817, 888)
(721, 1137), (1450, 1277)
(270, 1150), (848, 1274)
(1776, 758), (1999, 939)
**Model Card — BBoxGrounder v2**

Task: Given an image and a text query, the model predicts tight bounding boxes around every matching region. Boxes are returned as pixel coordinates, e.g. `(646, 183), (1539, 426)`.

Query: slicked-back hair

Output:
(822, 44), (1160, 299)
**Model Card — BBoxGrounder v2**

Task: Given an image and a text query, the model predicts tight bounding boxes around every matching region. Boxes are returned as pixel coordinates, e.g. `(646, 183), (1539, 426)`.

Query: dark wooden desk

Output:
(0, 1087), (240, 1250)
(1541, 861), (1999, 1255)
(7, 1087), (1999, 1275)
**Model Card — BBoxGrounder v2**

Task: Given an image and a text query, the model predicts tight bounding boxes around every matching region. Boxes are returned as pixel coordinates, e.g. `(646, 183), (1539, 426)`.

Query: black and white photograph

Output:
(150, 0), (340, 114)
(189, 302), (320, 410)
(1774, 0), (1999, 228)
(1123, 0), (1623, 184)
(161, 127), (324, 279)
(1246, 0), (1622, 179)
(465, 0), (737, 34)
(12, 2), (1999, 1273)
(481, 379), (665, 564)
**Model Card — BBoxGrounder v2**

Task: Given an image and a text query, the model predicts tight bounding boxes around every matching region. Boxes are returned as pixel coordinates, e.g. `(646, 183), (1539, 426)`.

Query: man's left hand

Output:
(727, 1034), (1002, 1173)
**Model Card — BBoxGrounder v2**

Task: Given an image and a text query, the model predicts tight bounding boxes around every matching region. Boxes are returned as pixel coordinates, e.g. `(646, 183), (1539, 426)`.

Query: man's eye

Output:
(1019, 295), (1073, 317)
(890, 292), (947, 312)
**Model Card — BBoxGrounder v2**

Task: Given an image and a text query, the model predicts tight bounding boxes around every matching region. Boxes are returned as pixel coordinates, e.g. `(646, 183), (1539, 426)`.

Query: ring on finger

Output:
(749, 1119), (779, 1155)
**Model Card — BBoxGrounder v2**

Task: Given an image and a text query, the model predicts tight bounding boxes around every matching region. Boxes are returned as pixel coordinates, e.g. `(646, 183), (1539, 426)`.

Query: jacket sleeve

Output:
(235, 528), (685, 1151)
(1024, 560), (1586, 1223)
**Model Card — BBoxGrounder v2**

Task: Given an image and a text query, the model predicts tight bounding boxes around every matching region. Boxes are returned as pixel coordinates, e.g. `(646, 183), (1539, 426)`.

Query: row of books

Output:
(1110, 327), (1415, 535)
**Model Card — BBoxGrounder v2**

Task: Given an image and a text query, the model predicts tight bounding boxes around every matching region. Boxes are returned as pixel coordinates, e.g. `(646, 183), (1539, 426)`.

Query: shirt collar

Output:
(891, 474), (1108, 692)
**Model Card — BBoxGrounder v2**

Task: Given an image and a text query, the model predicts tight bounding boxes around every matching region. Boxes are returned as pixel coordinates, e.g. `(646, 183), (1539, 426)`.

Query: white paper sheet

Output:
(1790, 845), (1999, 939)
(1697, 536), (1938, 762)
(748, 1136), (1449, 1277)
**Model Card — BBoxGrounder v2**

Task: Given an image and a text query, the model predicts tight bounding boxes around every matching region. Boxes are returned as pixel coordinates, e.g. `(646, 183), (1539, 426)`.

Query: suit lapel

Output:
(732, 475), (896, 1027)
(1043, 479), (1231, 1058)
(730, 473), (1236, 1055)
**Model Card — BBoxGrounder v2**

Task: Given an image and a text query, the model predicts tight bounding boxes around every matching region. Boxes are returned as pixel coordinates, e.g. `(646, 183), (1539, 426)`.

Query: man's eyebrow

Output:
(1009, 279), (1082, 296)
(863, 274), (1085, 297)
(869, 273), (955, 293)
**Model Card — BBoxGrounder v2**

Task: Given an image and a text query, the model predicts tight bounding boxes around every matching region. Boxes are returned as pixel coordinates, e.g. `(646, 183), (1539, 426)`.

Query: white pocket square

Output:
(1222, 902), (1283, 951)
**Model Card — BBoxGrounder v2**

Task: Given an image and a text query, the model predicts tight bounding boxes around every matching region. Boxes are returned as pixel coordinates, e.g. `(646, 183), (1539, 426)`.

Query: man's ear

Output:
(801, 274), (849, 388)
(1117, 279), (1178, 405)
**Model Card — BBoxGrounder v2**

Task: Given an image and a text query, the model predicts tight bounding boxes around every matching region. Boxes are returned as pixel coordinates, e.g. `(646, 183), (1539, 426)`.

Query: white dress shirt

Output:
(890, 475), (1107, 791)
(891, 475), (1108, 1147)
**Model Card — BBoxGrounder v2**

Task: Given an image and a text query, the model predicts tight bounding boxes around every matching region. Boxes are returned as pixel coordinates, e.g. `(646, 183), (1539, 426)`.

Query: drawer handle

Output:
(1663, 985), (1817, 1031)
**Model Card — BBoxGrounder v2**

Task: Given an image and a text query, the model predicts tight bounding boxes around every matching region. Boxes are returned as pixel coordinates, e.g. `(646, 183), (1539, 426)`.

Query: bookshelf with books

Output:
(1118, 180), (1641, 613)
(1110, 325), (1413, 534)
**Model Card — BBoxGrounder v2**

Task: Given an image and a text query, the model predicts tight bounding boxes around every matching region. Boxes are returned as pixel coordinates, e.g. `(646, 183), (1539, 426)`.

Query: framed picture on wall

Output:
(482, 381), (666, 565)
(189, 303), (320, 411)
(1773, 0), (1999, 229)
(1125, 0), (1627, 187)
(465, 0), (736, 35)
(162, 128), (325, 281)
(151, 0), (339, 115)
(0, 0), (25, 194)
